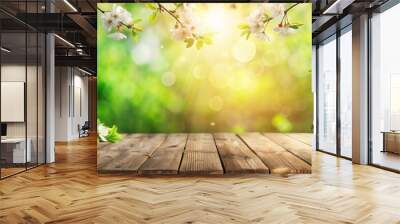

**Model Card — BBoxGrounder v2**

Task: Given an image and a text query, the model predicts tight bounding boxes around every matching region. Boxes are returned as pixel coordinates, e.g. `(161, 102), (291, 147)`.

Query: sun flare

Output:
(201, 5), (236, 38)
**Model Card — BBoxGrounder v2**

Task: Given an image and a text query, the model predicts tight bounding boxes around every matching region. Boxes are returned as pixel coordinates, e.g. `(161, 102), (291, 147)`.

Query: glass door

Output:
(370, 3), (400, 171)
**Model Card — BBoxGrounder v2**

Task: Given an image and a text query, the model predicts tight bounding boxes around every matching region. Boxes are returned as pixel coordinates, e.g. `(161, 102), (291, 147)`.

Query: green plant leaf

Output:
(184, 38), (194, 48)
(289, 23), (303, 29)
(105, 125), (122, 143)
(131, 30), (140, 42)
(238, 23), (250, 30)
(174, 3), (183, 8)
(196, 40), (204, 49)
(133, 18), (142, 24)
(246, 32), (251, 40)
(149, 11), (158, 23)
(133, 25), (143, 32)
(202, 35), (213, 45)
(145, 3), (158, 10)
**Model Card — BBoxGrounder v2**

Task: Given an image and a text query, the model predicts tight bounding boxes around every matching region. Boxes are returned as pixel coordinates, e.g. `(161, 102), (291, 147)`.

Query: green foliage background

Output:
(97, 3), (313, 133)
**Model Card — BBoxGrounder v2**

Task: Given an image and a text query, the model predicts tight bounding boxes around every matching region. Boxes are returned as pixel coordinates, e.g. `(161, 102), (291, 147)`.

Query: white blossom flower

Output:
(97, 123), (109, 142)
(254, 32), (271, 41)
(101, 4), (132, 33)
(171, 24), (195, 40)
(111, 4), (132, 25)
(117, 5), (133, 24)
(108, 32), (127, 40)
(170, 4), (197, 41)
(246, 7), (271, 41)
(101, 11), (115, 32)
(273, 24), (296, 36)
(247, 13), (265, 34)
(176, 4), (195, 25)
(268, 4), (285, 18)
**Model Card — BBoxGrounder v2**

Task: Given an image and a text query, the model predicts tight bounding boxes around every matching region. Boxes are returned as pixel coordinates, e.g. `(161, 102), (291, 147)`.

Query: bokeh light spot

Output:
(161, 72), (176, 87)
(272, 114), (293, 132)
(232, 39), (256, 63)
(209, 96), (224, 111)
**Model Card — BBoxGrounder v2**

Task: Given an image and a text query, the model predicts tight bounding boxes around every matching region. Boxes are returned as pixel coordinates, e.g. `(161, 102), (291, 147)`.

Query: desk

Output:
(1, 138), (31, 163)
(382, 131), (400, 155)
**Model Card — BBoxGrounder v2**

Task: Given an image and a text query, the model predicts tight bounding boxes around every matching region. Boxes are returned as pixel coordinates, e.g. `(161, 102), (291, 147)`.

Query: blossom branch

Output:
(98, 6), (131, 29)
(156, 3), (185, 27)
(285, 3), (300, 13)
(280, 3), (300, 25)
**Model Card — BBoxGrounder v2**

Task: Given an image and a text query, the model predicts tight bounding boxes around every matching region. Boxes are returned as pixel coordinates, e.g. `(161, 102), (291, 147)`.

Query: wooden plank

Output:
(99, 134), (167, 173)
(286, 133), (313, 146)
(239, 133), (311, 174)
(97, 134), (144, 171)
(179, 134), (223, 175)
(138, 134), (187, 175)
(264, 133), (312, 164)
(214, 133), (269, 174)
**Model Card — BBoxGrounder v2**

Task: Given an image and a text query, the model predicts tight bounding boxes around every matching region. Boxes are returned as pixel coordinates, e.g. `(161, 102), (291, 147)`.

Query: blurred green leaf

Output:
(185, 38), (194, 48)
(174, 3), (183, 8)
(149, 11), (158, 23)
(289, 23), (303, 29)
(106, 125), (123, 143)
(145, 3), (158, 10)
(133, 18), (142, 24)
(196, 40), (204, 49)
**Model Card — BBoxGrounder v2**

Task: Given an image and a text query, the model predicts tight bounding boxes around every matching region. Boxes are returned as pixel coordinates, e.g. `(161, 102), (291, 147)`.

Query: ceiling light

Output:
(78, 67), (93, 76)
(63, 0), (78, 12)
(54, 34), (75, 48)
(1, 47), (11, 53)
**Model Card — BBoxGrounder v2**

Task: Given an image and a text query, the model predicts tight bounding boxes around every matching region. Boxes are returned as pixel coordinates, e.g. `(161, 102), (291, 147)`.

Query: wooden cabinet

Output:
(383, 132), (400, 154)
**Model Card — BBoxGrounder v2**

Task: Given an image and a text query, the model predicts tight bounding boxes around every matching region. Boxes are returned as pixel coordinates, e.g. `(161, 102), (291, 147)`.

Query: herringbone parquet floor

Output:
(1, 136), (400, 223)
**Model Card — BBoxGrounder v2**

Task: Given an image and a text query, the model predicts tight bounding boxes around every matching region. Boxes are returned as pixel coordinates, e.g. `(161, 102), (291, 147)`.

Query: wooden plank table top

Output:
(239, 133), (311, 174)
(212, 133), (268, 174)
(264, 133), (312, 164)
(139, 134), (187, 175)
(179, 134), (224, 175)
(97, 133), (312, 175)
(286, 133), (313, 146)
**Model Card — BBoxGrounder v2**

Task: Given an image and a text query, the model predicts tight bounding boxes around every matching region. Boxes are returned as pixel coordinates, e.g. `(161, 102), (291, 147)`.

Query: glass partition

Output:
(339, 27), (352, 158)
(1, 30), (28, 177)
(317, 35), (337, 154)
(0, 1), (46, 179)
(370, 4), (400, 171)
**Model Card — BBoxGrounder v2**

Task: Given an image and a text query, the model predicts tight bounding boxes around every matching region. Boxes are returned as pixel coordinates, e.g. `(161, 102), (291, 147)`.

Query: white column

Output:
(312, 45), (317, 150)
(352, 14), (369, 164)
(44, 0), (56, 163)
(46, 32), (55, 163)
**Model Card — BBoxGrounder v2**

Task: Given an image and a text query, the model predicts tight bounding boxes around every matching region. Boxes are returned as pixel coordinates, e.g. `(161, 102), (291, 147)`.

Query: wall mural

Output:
(97, 3), (312, 141)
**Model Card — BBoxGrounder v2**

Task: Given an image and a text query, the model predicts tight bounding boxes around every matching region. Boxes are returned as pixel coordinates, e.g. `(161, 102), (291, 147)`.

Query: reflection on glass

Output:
(371, 4), (400, 171)
(1, 32), (27, 177)
(27, 31), (38, 169)
(318, 36), (337, 154)
(340, 28), (352, 158)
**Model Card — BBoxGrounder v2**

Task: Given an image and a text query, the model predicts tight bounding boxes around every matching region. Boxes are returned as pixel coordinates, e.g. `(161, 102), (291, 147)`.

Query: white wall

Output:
(55, 67), (89, 141)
